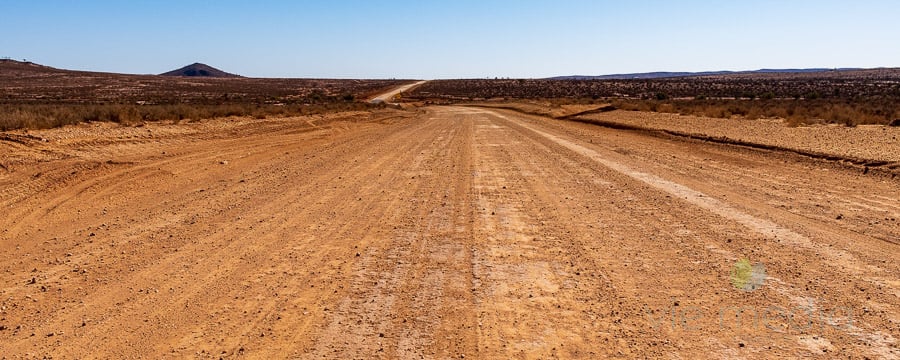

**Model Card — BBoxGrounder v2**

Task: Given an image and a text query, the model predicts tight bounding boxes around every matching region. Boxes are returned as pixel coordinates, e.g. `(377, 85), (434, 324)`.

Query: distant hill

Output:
(550, 68), (863, 80)
(0, 58), (70, 75)
(160, 63), (242, 78)
(0, 59), (242, 78)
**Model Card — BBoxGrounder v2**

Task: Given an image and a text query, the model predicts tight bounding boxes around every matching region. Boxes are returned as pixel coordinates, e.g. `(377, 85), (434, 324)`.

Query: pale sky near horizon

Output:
(2, 1), (898, 79)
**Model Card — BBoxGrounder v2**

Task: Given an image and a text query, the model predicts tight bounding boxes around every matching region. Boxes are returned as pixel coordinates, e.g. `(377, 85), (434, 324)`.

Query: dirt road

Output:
(0, 106), (897, 358)
(369, 81), (427, 104)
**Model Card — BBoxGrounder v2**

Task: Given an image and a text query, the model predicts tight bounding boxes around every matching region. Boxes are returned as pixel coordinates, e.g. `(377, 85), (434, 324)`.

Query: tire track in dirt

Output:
(468, 113), (626, 358)
(306, 112), (478, 359)
(467, 107), (898, 358)
(0, 106), (896, 358)
(0, 111), (433, 357)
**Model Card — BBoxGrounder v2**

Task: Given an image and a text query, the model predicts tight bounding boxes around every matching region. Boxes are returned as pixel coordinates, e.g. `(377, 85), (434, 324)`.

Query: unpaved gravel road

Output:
(369, 81), (427, 104)
(0, 106), (898, 359)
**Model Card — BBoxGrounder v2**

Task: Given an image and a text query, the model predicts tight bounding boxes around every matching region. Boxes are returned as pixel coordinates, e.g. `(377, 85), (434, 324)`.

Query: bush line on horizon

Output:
(608, 98), (900, 126)
(406, 78), (900, 126)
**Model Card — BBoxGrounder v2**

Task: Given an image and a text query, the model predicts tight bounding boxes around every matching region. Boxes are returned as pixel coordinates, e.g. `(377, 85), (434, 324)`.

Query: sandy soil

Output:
(466, 102), (609, 119)
(0, 106), (897, 358)
(580, 110), (900, 164)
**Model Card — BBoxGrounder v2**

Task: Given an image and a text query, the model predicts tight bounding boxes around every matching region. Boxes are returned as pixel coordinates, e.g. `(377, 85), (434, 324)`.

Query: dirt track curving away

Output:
(0, 106), (898, 358)
(369, 81), (428, 104)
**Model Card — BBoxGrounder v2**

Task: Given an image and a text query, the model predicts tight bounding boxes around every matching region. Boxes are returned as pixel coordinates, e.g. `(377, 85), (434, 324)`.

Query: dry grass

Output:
(609, 98), (900, 126)
(406, 70), (900, 102)
(0, 102), (384, 131)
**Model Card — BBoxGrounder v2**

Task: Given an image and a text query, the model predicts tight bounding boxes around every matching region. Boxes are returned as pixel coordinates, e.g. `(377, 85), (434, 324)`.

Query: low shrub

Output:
(0, 102), (384, 131)
(608, 98), (899, 126)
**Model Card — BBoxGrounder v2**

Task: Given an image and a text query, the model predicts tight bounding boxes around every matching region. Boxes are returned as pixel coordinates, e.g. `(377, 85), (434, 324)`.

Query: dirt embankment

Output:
(476, 102), (900, 175)
(576, 111), (900, 169)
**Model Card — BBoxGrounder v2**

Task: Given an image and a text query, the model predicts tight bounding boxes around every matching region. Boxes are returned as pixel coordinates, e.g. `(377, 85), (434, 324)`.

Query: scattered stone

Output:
(220, 160), (228, 165)
(836, 214), (844, 220)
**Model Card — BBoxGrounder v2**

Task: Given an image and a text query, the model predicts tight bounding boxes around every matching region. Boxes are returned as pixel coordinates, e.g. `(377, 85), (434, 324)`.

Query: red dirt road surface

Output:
(1, 106), (898, 358)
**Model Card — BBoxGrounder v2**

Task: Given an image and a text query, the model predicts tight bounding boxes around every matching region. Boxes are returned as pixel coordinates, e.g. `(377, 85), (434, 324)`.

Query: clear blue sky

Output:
(2, 1), (898, 79)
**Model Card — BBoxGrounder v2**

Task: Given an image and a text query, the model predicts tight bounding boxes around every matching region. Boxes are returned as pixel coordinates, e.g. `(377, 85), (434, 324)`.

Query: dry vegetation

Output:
(0, 102), (380, 130)
(609, 98), (900, 126)
(405, 69), (900, 125)
(0, 59), (409, 130)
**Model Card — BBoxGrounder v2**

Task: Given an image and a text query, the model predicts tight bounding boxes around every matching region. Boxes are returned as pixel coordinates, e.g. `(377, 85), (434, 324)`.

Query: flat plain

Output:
(1, 65), (898, 358)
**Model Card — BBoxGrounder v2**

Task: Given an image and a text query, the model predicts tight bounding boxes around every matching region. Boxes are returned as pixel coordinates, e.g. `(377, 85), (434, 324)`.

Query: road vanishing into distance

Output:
(369, 80), (428, 104)
(0, 85), (898, 358)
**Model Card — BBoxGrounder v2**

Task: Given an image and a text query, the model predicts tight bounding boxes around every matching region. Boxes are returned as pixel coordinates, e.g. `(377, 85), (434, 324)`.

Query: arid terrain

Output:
(0, 59), (407, 104)
(406, 71), (900, 126)
(1, 76), (898, 358)
(409, 69), (900, 101)
(0, 60), (411, 130)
